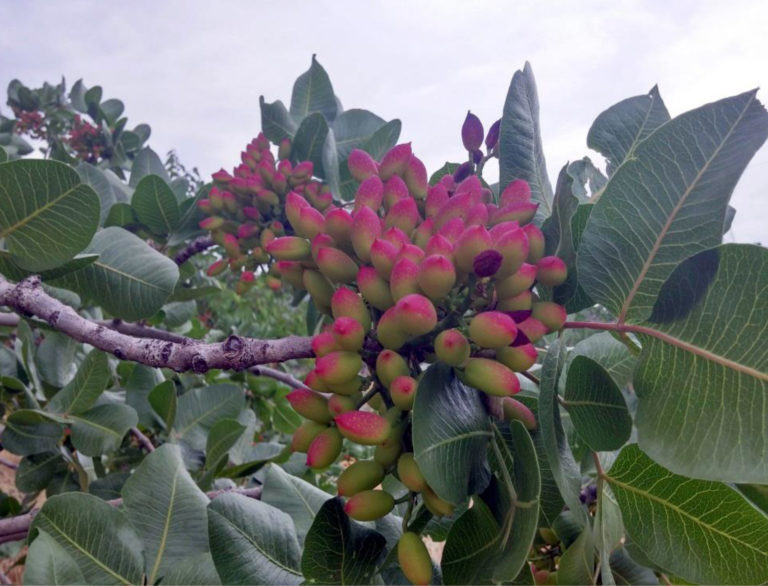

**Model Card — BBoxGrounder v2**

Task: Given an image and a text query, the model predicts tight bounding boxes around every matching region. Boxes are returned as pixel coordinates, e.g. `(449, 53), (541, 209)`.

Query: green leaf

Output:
(131, 174), (180, 235)
(84, 85), (102, 110)
(0, 145), (7, 163)
(208, 493), (303, 585)
(89, 472), (131, 501)
(125, 364), (164, 428)
(292, 112), (329, 174)
(24, 531), (86, 585)
(568, 332), (636, 391)
(30, 493), (144, 585)
(606, 444), (768, 585)
(173, 384), (244, 450)
(1, 410), (63, 455)
(738, 484), (768, 515)
(0, 160), (100, 271)
(220, 443), (285, 479)
(47, 350), (110, 415)
(595, 480), (625, 586)
(428, 162), (460, 186)
(563, 356), (631, 451)
(577, 90), (768, 323)
(129, 147), (170, 187)
(50, 226), (179, 321)
(16, 451), (65, 493)
(413, 363), (492, 505)
(104, 202), (136, 228)
(148, 379), (177, 430)
(301, 497), (386, 585)
(259, 97), (297, 144)
(538, 340), (586, 523)
(557, 527), (596, 585)
(360, 119), (401, 160)
(567, 157), (607, 200)
(69, 79), (88, 112)
(587, 86), (670, 176)
(100, 99), (124, 124)
(499, 62), (553, 220)
(332, 109), (387, 160)
(441, 497), (500, 585)
(122, 444), (210, 584)
(205, 418), (246, 469)
(69, 403), (138, 457)
(75, 164), (117, 224)
(261, 463), (329, 543)
(35, 331), (77, 388)
(161, 553), (221, 586)
(290, 55), (338, 122)
(634, 244), (768, 482)
(609, 549), (658, 585)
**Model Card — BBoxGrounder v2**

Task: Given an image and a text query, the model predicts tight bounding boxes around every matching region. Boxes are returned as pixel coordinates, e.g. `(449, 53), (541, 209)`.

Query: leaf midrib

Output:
(148, 463), (180, 584)
(0, 182), (81, 239)
(417, 429), (493, 458)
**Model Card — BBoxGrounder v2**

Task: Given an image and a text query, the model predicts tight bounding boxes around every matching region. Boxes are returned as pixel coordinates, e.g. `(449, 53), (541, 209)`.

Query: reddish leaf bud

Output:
(348, 149), (379, 182)
(485, 119), (501, 151)
(469, 311), (518, 348)
(496, 343), (538, 372)
(379, 143), (412, 181)
(455, 225), (493, 273)
(536, 256), (568, 287)
(344, 489), (395, 521)
(434, 329), (471, 367)
(390, 257), (421, 301)
(385, 197), (420, 233)
(266, 236), (311, 261)
(206, 259), (227, 276)
(452, 161), (474, 183)
(291, 420), (327, 452)
(383, 175), (410, 211)
(523, 224), (545, 262)
(306, 427), (343, 469)
(500, 179), (532, 206)
(376, 307), (409, 350)
(502, 397), (537, 430)
(317, 247), (358, 284)
(357, 266), (395, 310)
(397, 453), (427, 493)
(332, 316), (366, 351)
(404, 156), (428, 199)
(354, 176), (384, 212)
(473, 249), (503, 277)
(335, 411), (392, 445)
(516, 317), (548, 343)
(496, 263), (537, 299)
(531, 301), (567, 332)
(462, 111), (484, 151)
(418, 254), (456, 301)
(463, 358), (521, 396)
(376, 350), (410, 388)
(398, 532), (433, 586)
(331, 287), (371, 331)
(315, 351), (363, 385)
(324, 208), (353, 246)
(286, 389), (332, 423)
(425, 183), (449, 218)
(351, 206), (382, 262)
(371, 238), (402, 280)
(390, 375), (418, 410)
(337, 460), (386, 497)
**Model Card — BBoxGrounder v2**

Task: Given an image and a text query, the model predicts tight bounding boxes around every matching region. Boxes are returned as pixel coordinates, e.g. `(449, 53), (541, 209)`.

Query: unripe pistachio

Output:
(390, 375), (418, 410)
(324, 208), (354, 246)
(312, 331), (340, 358)
(496, 343), (538, 372)
(266, 236), (311, 261)
(533, 569), (550, 586)
(469, 311), (518, 348)
(200, 216), (225, 231)
(422, 485), (455, 517)
(398, 532), (432, 586)
(335, 410), (392, 445)
(337, 460), (386, 497)
(371, 238), (402, 280)
(348, 149), (379, 183)
(396, 244), (424, 264)
(500, 179), (532, 206)
(306, 427), (343, 469)
(331, 287), (371, 331)
(302, 269), (334, 310)
(285, 191), (310, 229)
(462, 111), (484, 151)
(304, 369), (330, 393)
(523, 224), (545, 262)
(404, 156), (428, 199)
(437, 217), (466, 243)
(536, 256), (568, 287)
(497, 290), (533, 312)
(390, 257), (421, 301)
(379, 143), (412, 181)
(311, 233), (336, 263)
(516, 317), (548, 343)
(206, 259), (227, 276)
(222, 234), (241, 258)
(418, 254), (456, 301)
(496, 263), (537, 298)
(491, 201), (539, 227)
(382, 225), (410, 247)
(354, 175), (384, 211)
(502, 397), (537, 430)
(425, 234), (454, 258)
(317, 247), (358, 284)
(454, 225), (493, 273)
(385, 197), (420, 233)
(243, 206), (262, 222)
(315, 351), (363, 385)
(434, 329), (471, 366)
(376, 350), (410, 388)
(485, 119), (501, 151)
(292, 161), (314, 181)
(374, 439), (403, 467)
(465, 203), (490, 227)
(412, 218), (435, 249)
(531, 301), (567, 332)
(237, 223), (259, 241)
(397, 453), (427, 493)
(351, 206), (382, 262)
(462, 358), (521, 396)
(383, 175), (410, 211)
(278, 138), (291, 160)
(344, 489), (395, 521)
(394, 294), (438, 336)
(328, 394), (357, 416)
(197, 198), (213, 214)
(331, 317), (366, 351)
(358, 266), (395, 310)
(295, 206), (325, 240)
(212, 168), (233, 184)
(494, 227), (529, 278)
(376, 307), (409, 350)
(434, 192), (472, 230)
(425, 183), (449, 218)
(327, 375), (364, 396)
(291, 420), (327, 452)
(286, 389), (332, 423)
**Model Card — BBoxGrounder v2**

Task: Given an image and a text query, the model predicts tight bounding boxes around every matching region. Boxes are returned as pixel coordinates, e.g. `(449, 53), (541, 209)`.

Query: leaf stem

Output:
(520, 371), (540, 385)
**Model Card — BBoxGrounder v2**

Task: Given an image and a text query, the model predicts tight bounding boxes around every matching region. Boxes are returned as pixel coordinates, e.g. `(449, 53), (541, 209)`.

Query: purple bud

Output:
(462, 111), (484, 152)
(485, 119), (501, 151)
(471, 149), (483, 164)
(452, 161), (474, 183)
(473, 249), (502, 277)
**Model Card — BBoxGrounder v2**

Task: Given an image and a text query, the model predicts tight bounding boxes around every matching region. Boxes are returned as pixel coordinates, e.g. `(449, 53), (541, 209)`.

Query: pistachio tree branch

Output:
(250, 365), (312, 391)
(0, 275), (313, 373)
(173, 235), (214, 265)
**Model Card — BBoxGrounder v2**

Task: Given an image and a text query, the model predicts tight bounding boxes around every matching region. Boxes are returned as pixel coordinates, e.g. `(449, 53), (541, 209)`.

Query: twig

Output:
(520, 371), (540, 385)
(173, 235), (214, 265)
(250, 365), (311, 391)
(0, 486), (261, 544)
(0, 457), (17, 471)
(0, 313), (17, 327)
(130, 427), (155, 452)
(100, 319), (188, 344)
(0, 276), (313, 373)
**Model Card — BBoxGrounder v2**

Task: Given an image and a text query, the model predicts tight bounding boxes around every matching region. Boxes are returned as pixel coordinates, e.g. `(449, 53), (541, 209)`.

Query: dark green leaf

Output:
(577, 90), (768, 323)
(69, 403), (138, 456)
(0, 160), (100, 271)
(69, 80), (88, 112)
(173, 384), (244, 450)
(161, 553), (221, 586)
(609, 549), (659, 585)
(208, 493), (303, 585)
(220, 443), (285, 479)
(360, 119), (401, 160)
(129, 147), (170, 187)
(0, 146), (7, 163)
(290, 55), (338, 122)
(606, 444), (768, 585)
(737, 484), (768, 515)
(131, 174), (180, 235)
(206, 418), (246, 469)
(292, 112), (329, 174)
(125, 364), (164, 428)
(301, 497), (386, 585)
(24, 531), (86, 585)
(567, 157), (607, 199)
(76, 164), (116, 225)
(104, 202), (136, 228)
(148, 379), (177, 430)
(35, 331), (77, 388)
(563, 356), (631, 451)
(47, 350), (110, 415)
(100, 99), (124, 124)
(413, 363), (492, 505)
(89, 472), (131, 501)
(499, 62), (553, 220)
(16, 452), (65, 493)
(568, 332), (636, 390)
(259, 97), (297, 144)
(557, 527), (596, 585)
(1, 410), (63, 455)
(441, 497), (500, 585)
(332, 109), (387, 160)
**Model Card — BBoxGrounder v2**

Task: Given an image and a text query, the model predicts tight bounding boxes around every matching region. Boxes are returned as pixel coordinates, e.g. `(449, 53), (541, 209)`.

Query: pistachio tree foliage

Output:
(0, 57), (766, 585)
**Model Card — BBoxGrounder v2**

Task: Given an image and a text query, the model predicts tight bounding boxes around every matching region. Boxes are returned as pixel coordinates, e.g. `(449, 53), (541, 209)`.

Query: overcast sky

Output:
(1, 0), (766, 243)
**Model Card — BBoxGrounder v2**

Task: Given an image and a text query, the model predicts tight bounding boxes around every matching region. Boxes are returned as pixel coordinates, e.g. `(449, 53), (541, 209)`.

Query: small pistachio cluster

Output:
(197, 133), (329, 294)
